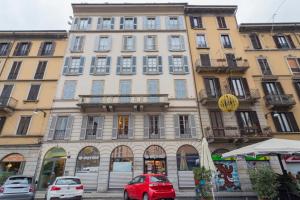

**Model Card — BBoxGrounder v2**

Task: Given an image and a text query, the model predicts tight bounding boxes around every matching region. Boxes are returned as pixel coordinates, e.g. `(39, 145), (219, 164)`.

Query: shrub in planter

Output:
(193, 166), (213, 200)
(249, 166), (279, 200)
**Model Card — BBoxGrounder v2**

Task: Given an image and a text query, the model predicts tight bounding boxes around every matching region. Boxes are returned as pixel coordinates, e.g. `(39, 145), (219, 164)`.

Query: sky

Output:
(0, 0), (299, 30)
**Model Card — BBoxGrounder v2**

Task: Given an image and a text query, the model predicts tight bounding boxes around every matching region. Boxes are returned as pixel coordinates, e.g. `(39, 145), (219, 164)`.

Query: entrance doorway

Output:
(144, 145), (167, 175)
(38, 147), (66, 190)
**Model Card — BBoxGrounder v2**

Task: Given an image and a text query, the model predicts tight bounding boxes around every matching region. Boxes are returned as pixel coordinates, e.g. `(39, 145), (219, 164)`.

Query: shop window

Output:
(110, 146), (133, 172)
(176, 145), (199, 171)
(0, 153), (25, 184)
(144, 145), (167, 175)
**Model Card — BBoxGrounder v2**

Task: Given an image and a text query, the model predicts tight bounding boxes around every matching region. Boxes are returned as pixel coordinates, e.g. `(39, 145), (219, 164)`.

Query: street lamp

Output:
(33, 109), (47, 118)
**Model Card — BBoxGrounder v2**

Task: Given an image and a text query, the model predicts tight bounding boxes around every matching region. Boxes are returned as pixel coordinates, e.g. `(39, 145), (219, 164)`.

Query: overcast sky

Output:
(0, 0), (299, 30)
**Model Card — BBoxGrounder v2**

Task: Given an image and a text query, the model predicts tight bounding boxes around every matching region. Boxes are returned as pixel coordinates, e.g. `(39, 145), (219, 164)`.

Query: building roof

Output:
(239, 23), (300, 32)
(185, 5), (237, 15)
(0, 30), (68, 39)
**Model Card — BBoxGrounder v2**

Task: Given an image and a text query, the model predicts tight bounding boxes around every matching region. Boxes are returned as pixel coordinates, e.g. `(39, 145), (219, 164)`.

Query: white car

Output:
(45, 176), (84, 200)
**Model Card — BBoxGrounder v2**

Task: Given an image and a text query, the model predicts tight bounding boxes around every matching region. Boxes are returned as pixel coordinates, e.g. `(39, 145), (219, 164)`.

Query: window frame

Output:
(220, 34), (232, 48)
(196, 34), (208, 48)
(174, 79), (187, 99)
(26, 84), (41, 101)
(16, 116), (32, 136)
(216, 16), (227, 29)
(62, 80), (77, 100)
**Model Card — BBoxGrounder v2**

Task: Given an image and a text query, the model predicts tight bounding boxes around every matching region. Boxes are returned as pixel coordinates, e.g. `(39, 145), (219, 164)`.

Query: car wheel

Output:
(124, 191), (130, 200)
(143, 193), (149, 200)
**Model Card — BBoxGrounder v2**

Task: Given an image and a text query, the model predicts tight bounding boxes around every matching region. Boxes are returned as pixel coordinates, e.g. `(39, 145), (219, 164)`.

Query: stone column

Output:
(97, 156), (110, 192)
(236, 158), (252, 192)
(167, 155), (179, 191)
(134, 156), (143, 177)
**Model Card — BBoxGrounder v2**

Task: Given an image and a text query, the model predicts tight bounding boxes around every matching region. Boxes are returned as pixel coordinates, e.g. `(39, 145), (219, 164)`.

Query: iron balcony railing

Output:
(223, 88), (261, 103)
(85, 129), (97, 140)
(53, 130), (65, 140)
(195, 58), (249, 73)
(264, 94), (296, 108)
(0, 97), (18, 111)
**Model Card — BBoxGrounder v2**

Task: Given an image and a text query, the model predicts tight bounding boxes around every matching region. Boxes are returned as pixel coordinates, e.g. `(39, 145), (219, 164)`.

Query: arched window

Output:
(177, 145), (199, 171)
(110, 146), (133, 172)
(76, 146), (100, 173)
(38, 147), (66, 190)
(0, 153), (25, 184)
(144, 145), (167, 175)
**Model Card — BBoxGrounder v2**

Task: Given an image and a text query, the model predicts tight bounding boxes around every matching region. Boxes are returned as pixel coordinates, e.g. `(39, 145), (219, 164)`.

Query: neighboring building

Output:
(239, 23), (300, 176)
(36, 3), (202, 192)
(185, 5), (279, 198)
(0, 31), (67, 182)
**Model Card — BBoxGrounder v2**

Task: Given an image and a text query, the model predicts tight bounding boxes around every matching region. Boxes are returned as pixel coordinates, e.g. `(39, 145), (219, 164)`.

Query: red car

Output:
(124, 174), (176, 200)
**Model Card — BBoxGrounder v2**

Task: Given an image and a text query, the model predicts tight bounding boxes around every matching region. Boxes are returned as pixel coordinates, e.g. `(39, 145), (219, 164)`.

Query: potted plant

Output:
(193, 166), (212, 200)
(249, 166), (279, 200)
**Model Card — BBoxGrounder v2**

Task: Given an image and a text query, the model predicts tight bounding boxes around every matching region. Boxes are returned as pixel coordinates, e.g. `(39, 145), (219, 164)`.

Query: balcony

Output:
(199, 89), (220, 105)
(0, 97), (18, 113)
(264, 94), (296, 109)
(204, 126), (271, 143)
(78, 94), (169, 112)
(53, 130), (65, 140)
(195, 58), (249, 74)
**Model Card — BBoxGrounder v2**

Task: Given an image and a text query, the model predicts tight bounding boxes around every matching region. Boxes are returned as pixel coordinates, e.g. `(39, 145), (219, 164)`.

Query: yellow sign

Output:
(218, 94), (239, 112)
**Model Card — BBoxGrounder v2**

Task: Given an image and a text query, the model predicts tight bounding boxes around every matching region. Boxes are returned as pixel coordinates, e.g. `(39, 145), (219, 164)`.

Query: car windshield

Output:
(6, 177), (32, 185)
(150, 176), (169, 183)
(55, 178), (81, 185)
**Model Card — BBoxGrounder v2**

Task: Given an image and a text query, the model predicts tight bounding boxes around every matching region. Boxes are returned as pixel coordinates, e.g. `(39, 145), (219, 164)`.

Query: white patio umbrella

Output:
(222, 138), (300, 174)
(201, 138), (216, 172)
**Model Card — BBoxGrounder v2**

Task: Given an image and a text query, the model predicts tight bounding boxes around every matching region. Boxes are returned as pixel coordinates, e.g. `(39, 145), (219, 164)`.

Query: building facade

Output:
(0, 31), (67, 183)
(36, 3), (203, 192)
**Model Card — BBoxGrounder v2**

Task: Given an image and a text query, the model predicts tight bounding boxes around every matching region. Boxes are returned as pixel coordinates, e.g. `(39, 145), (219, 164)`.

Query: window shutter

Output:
(128, 114), (134, 139)
(261, 82), (269, 95)
(227, 77), (234, 93)
(38, 42), (45, 56)
(97, 17), (102, 30)
(189, 115), (197, 138)
(235, 112), (245, 131)
(132, 56), (136, 74)
(50, 41), (56, 55)
(90, 56), (96, 74)
(155, 16), (160, 29)
(273, 36), (281, 48)
(159, 113), (165, 138)
(69, 35), (75, 51)
(80, 116), (88, 140)
(200, 54), (211, 67)
(287, 112), (299, 132)
(112, 114), (118, 139)
(116, 57), (121, 74)
(250, 111), (261, 133)
(120, 17), (124, 29)
(275, 82), (284, 94)
(106, 57), (111, 74)
(144, 36), (148, 51)
(158, 56), (163, 74)
(25, 42), (31, 55)
(111, 17), (115, 29)
(286, 35), (296, 48)
(79, 56), (85, 74)
(87, 18), (92, 29)
(108, 36), (112, 51)
(242, 78), (251, 97)
(174, 114), (180, 138)
(215, 78), (221, 97)
(143, 56), (147, 74)
(183, 56), (189, 73)
(132, 36), (136, 51)
(250, 34), (262, 49)
(272, 112), (282, 132)
(73, 18), (79, 29)
(62, 57), (70, 75)
(178, 16), (184, 29)
(79, 36), (84, 52)
(204, 78), (212, 97)
(165, 16), (170, 29)
(198, 17), (203, 28)
(293, 81), (300, 98)
(168, 36), (172, 50)
(13, 43), (20, 56)
(64, 116), (74, 140)
(168, 56), (174, 74)
(96, 116), (104, 139)
(143, 16), (147, 29)
(133, 17), (137, 29)
(94, 36), (99, 51)
(189, 16), (194, 28)
(144, 115), (149, 138)
(179, 35), (185, 50)
(48, 116), (57, 140)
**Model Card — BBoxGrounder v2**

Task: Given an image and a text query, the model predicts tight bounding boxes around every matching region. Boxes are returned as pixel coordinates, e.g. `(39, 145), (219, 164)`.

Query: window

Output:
(179, 115), (190, 135)
(85, 116), (101, 139)
(143, 56), (162, 74)
(236, 111), (261, 135)
(13, 42), (31, 56)
(0, 117), (6, 134)
(62, 80), (77, 99)
(257, 58), (272, 75)
(149, 115), (159, 136)
(54, 116), (68, 140)
(117, 56), (136, 75)
(196, 34), (207, 48)
(147, 79), (159, 102)
(39, 42), (55, 56)
(8, 61), (21, 80)
(96, 36), (111, 52)
(293, 81), (300, 98)
(272, 112), (299, 132)
(122, 36), (136, 51)
(70, 36), (84, 52)
(144, 35), (157, 51)
(273, 35), (295, 49)
(27, 84), (40, 101)
(175, 80), (187, 99)
(0, 42), (11, 56)
(118, 115), (129, 139)
(199, 54), (211, 67)
(16, 116), (31, 135)
(75, 147), (100, 174)
(62, 57), (85, 75)
(73, 18), (91, 30)
(91, 80), (104, 103)
(90, 57), (110, 75)
(34, 61), (47, 79)
(190, 16), (203, 29)
(144, 17), (159, 29)
(287, 58), (300, 75)
(119, 80), (131, 102)
(120, 17), (137, 30)
(209, 110), (225, 137)
(167, 16), (183, 29)
(249, 33), (262, 49)
(110, 146), (133, 172)
(221, 34), (232, 48)
(217, 16), (227, 28)
(0, 85), (13, 106)
(262, 82), (283, 95)
(226, 53), (237, 67)
(228, 77), (250, 98)
(97, 17), (114, 30)
(176, 145), (200, 171)
(204, 77), (221, 98)
(169, 56), (189, 74)
(169, 35), (185, 51)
